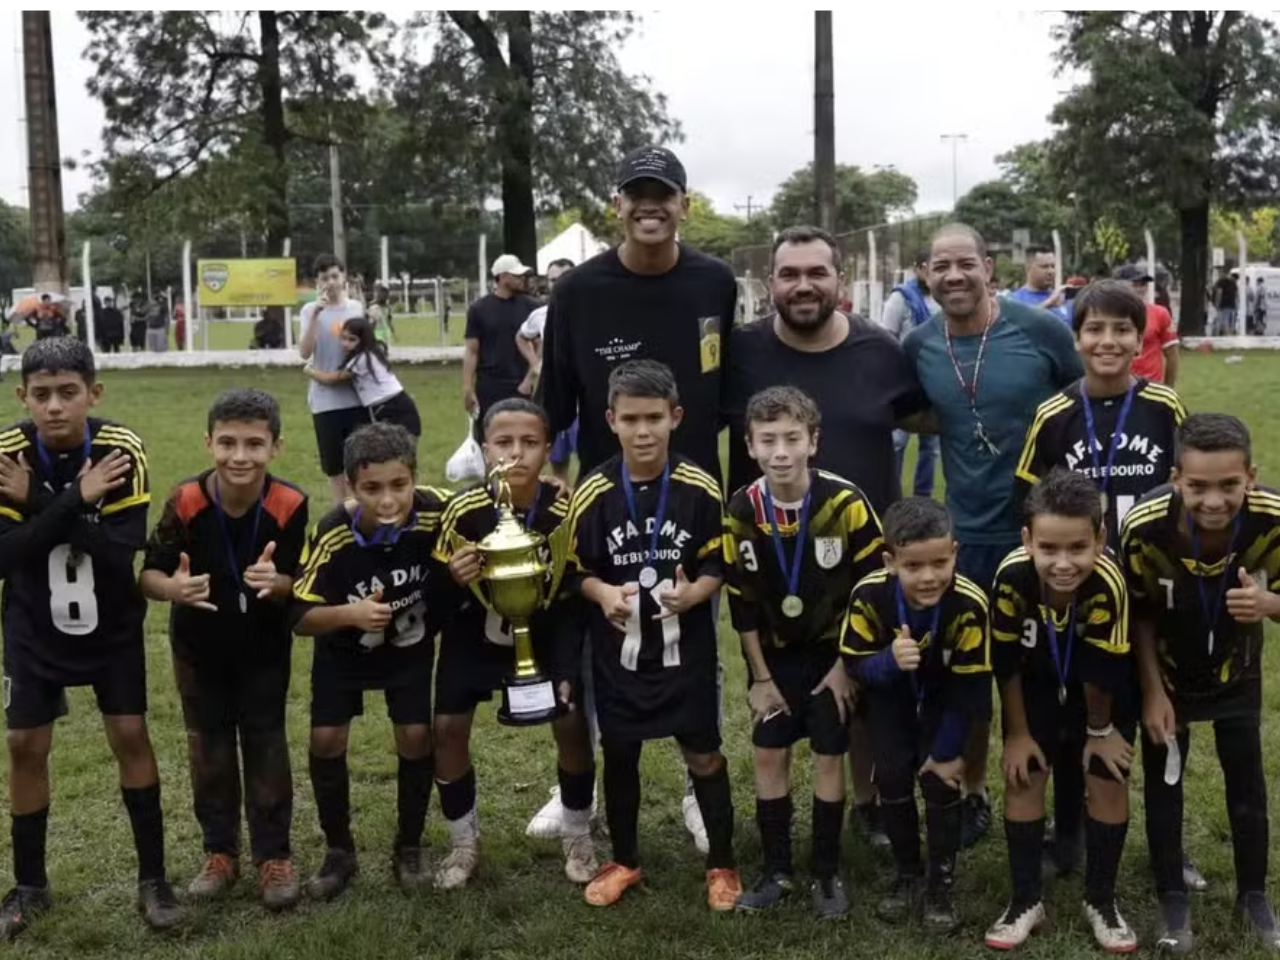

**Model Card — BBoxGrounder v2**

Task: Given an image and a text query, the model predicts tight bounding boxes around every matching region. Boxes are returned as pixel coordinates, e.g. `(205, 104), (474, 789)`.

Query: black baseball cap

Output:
(616, 146), (687, 193)
(1113, 264), (1154, 283)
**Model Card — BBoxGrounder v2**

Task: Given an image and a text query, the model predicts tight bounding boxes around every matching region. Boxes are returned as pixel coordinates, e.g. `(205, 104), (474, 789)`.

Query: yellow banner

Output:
(197, 258), (298, 307)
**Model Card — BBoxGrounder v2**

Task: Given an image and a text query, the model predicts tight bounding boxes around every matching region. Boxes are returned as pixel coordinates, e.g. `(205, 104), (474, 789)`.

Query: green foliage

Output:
(1210, 207), (1279, 264)
(0, 200), (33, 299)
(769, 164), (918, 233)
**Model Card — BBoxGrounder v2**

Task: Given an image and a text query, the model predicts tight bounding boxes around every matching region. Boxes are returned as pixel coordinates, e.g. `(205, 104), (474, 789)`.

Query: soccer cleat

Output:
(526, 786), (567, 839)
(435, 839), (479, 890)
(811, 876), (849, 921)
(1084, 899), (1138, 954)
(706, 868), (742, 912)
(137, 878), (185, 931)
(735, 872), (795, 913)
(0, 886), (51, 942)
(1182, 855), (1208, 893)
(562, 832), (598, 885)
(187, 852), (239, 899)
(961, 793), (992, 849)
(682, 794), (710, 855)
(392, 846), (429, 891)
(984, 900), (1046, 950)
(305, 848), (359, 901)
(853, 801), (891, 850)
(1153, 892), (1193, 955)
(876, 873), (922, 924)
(258, 859), (301, 911)
(1235, 891), (1280, 951)
(923, 859), (959, 935)
(584, 862), (642, 907)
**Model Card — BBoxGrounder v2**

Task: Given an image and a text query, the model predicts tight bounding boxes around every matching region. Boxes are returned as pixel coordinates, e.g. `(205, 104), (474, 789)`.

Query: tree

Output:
(1210, 207), (1279, 264)
(409, 12), (680, 266)
(769, 164), (918, 233)
(953, 181), (1045, 247)
(0, 201), (33, 300)
(1047, 12), (1280, 334)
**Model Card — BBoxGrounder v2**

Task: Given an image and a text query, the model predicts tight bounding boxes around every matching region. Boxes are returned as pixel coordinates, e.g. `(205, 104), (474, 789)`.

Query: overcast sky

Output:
(0, 8), (1073, 219)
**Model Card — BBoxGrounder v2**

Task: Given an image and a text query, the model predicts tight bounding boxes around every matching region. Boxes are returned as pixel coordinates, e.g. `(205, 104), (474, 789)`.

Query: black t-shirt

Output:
(1214, 277), (1239, 310)
(723, 316), (929, 515)
(465, 293), (537, 392)
(0, 417), (150, 680)
(564, 453), (725, 741)
(539, 245), (738, 482)
(1120, 484), (1280, 721)
(723, 469), (883, 652)
(1015, 378), (1186, 549)
(143, 470), (309, 660)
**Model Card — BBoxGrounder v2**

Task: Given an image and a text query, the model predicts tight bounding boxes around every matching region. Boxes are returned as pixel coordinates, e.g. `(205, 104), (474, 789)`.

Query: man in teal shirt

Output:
(904, 223), (1083, 847)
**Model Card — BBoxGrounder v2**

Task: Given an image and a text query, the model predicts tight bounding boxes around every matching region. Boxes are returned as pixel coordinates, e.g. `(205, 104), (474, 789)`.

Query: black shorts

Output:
(369, 392), (421, 439)
(1001, 677), (1138, 783)
(752, 647), (848, 756)
(173, 639), (292, 733)
(435, 620), (569, 716)
(4, 643), (148, 730)
(309, 647), (434, 728)
(312, 406), (370, 478)
(864, 688), (942, 798)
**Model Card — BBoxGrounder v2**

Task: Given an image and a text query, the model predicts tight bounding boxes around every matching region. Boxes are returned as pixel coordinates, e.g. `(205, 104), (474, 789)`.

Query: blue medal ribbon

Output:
(35, 429), (92, 492)
(351, 505), (416, 548)
(213, 476), (263, 613)
(761, 477), (812, 609)
(1043, 595), (1077, 706)
(1080, 380), (1136, 512)
(895, 579), (943, 710)
(1188, 511), (1242, 657)
(620, 463), (671, 572)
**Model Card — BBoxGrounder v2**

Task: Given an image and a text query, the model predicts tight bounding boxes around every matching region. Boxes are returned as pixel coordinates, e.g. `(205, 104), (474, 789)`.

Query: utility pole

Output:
(734, 196), (759, 221)
(329, 138), (347, 265)
(22, 11), (68, 293)
(940, 133), (969, 207)
(813, 11), (836, 233)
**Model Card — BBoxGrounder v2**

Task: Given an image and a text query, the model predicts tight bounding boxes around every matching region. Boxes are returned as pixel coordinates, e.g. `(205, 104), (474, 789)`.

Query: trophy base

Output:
(497, 675), (564, 727)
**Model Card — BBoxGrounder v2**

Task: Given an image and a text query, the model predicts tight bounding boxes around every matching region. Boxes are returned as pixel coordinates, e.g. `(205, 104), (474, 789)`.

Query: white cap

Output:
(491, 254), (533, 277)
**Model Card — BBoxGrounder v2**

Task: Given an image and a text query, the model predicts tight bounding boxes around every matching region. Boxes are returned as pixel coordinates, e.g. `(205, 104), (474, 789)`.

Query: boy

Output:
(723, 385), (884, 919)
(1014, 278), (1189, 881)
(563, 359), (738, 910)
(842, 497), (991, 935)
(140, 388), (309, 910)
(0, 338), (182, 938)
(431, 398), (597, 889)
(1121, 413), (1280, 953)
(984, 469), (1136, 952)
(291, 422), (448, 900)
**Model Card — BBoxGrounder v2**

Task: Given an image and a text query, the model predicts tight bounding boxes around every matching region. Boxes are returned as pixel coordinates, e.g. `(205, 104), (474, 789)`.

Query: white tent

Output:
(537, 222), (608, 273)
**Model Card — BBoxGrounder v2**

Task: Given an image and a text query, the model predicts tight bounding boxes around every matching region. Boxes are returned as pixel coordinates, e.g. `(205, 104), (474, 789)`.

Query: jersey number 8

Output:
(48, 544), (99, 635)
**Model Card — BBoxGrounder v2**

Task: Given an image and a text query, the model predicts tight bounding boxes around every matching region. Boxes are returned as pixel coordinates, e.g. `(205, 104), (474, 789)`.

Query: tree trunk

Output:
(499, 12), (538, 267)
(22, 12), (67, 293)
(1178, 201), (1210, 336)
(813, 13), (836, 233)
(258, 11), (291, 255)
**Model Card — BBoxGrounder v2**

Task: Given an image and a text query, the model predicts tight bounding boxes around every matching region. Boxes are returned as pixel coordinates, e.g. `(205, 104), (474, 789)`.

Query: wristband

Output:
(1086, 723), (1115, 739)
(751, 676), (773, 685)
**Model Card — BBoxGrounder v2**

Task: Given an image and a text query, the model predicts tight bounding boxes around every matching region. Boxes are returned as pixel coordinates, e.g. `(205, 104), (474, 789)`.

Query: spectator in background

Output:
(252, 307), (286, 349)
(367, 284), (395, 346)
(146, 295), (170, 352)
(28, 295), (68, 340)
(99, 297), (125, 354)
(1211, 267), (1239, 336)
(880, 250), (940, 497)
(74, 303), (88, 344)
(462, 254), (538, 440)
(1008, 245), (1069, 322)
(1253, 277), (1268, 334)
(174, 302), (186, 351)
(129, 297), (147, 351)
(1115, 264), (1179, 385)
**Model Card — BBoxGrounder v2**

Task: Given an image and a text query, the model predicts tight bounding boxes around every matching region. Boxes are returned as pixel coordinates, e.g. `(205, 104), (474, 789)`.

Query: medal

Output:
(1188, 511), (1241, 659)
(1081, 380), (1136, 522)
(621, 463), (671, 591)
(894, 580), (944, 711)
(1044, 595), (1077, 709)
(762, 477), (812, 624)
(1058, 683), (1067, 707)
(214, 475), (263, 616)
(239, 593), (248, 614)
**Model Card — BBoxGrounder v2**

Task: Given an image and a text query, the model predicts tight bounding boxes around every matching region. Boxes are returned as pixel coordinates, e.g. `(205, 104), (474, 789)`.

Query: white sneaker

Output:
(984, 900), (1046, 950)
(682, 794), (710, 855)
(435, 840), (479, 890)
(526, 787), (567, 839)
(1084, 899), (1138, 954)
(563, 831), (598, 884)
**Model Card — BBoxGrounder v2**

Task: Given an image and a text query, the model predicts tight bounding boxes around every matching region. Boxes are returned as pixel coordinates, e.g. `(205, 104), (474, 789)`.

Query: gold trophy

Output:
(477, 461), (563, 726)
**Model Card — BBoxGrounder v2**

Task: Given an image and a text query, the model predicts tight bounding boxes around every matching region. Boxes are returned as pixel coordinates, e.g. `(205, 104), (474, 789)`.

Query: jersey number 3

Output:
(48, 544), (99, 635)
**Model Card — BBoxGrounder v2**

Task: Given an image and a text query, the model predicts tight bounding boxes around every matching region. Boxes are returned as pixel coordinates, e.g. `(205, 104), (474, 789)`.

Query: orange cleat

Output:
(584, 862), (643, 907)
(707, 868), (743, 912)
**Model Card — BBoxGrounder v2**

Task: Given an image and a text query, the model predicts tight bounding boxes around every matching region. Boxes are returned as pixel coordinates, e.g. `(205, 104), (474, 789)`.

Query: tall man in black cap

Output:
(535, 145), (738, 852)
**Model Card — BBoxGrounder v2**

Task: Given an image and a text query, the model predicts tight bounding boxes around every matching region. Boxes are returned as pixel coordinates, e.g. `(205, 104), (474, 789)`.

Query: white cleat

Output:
(563, 832), (599, 885)
(682, 794), (710, 855)
(526, 787), (567, 839)
(984, 900), (1046, 950)
(1084, 899), (1138, 954)
(434, 840), (479, 890)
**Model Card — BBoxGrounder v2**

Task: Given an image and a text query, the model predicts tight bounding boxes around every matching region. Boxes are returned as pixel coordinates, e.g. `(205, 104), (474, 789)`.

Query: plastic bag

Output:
(445, 416), (486, 483)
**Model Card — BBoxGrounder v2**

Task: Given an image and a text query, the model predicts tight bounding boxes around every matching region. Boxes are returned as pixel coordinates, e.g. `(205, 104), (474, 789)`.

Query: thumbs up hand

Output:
(1227, 566), (1277, 624)
(351, 588), (393, 632)
(655, 565), (696, 620)
(892, 624), (921, 671)
(172, 551), (217, 611)
(244, 540), (280, 599)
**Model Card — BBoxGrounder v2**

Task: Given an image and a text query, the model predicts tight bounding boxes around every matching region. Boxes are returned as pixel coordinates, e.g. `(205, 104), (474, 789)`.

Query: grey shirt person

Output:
(880, 285), (939, 342)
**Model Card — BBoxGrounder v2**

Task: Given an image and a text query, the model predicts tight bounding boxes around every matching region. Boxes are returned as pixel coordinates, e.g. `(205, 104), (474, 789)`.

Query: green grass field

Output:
(2, 350), (1280, 959)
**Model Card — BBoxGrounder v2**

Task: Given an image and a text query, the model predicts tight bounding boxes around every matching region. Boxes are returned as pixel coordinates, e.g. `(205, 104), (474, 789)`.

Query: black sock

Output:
(810, 796), (844, 880)
(691, 764), (735, 871)
(395, 755), (434, 851)
(1005, 817), (1045, 907)
(756, 795), (793, 877)
(121, 784), (166, 883)
(436, 766), (477, 823)
(1084, 816), (1127, 906)
(558, 765), (596, 814)
(602, 740), (642, 869)
(12, 808), (49, 889)
(880, 795), (922, 876)
(308, 753), (354, 852)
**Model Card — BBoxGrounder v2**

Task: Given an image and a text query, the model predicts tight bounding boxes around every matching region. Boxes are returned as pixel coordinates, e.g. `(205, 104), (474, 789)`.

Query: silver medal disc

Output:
(639, 566), (658, 589)
(781, 595), (804, 618)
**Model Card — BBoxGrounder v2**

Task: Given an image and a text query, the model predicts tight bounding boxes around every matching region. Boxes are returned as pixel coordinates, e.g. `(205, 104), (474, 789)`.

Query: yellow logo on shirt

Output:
(699, 316), (721, 373)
